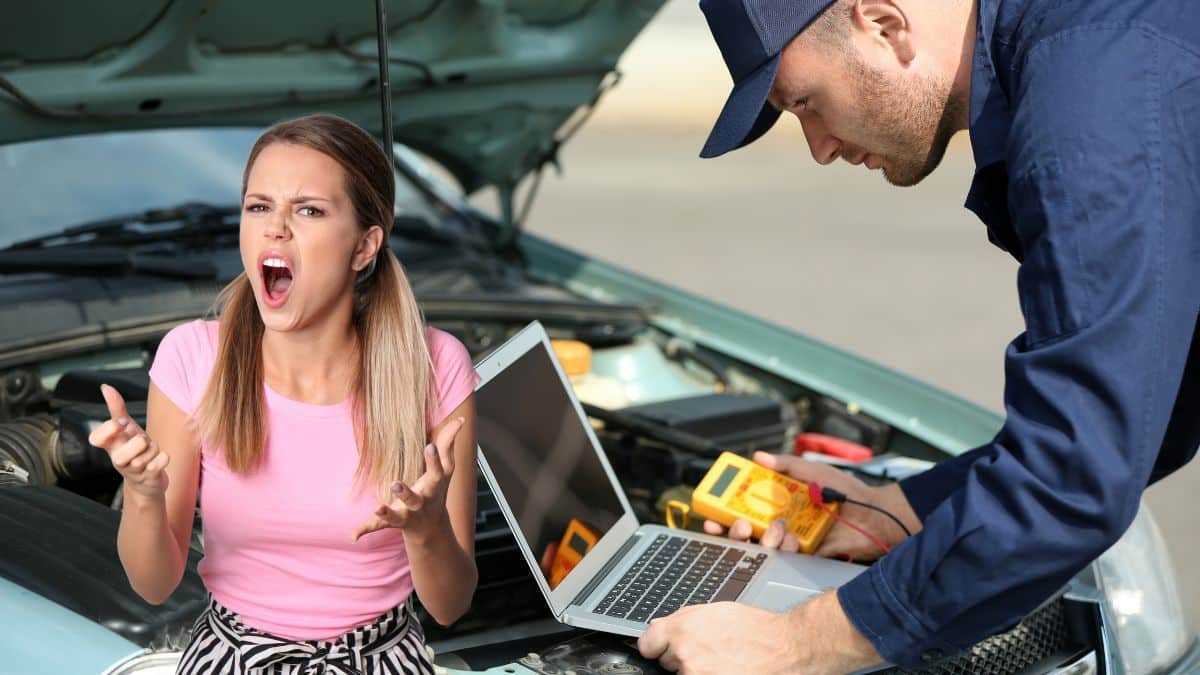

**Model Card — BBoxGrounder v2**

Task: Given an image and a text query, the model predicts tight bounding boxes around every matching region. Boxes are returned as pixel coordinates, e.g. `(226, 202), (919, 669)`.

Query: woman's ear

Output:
(353, 225), (386, 272)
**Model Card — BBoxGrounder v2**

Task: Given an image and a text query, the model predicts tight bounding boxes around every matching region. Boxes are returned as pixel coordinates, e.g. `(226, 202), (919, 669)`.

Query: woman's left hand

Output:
(351, 416), (466, 543)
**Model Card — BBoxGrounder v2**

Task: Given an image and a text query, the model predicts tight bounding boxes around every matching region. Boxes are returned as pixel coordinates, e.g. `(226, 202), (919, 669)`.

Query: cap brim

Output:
(700, 54), (783, 158)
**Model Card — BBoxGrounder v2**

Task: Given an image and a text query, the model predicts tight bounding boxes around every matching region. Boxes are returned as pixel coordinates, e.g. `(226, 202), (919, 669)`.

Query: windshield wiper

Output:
(4, 201), (240, 251)
(0, 246), (217, 279)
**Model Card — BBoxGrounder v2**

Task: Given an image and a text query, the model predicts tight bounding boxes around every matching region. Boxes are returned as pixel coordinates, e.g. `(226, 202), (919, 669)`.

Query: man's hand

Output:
(703, 451), (920, 560)
(351, 416), (465, 543)
(637, 591), (882, 674)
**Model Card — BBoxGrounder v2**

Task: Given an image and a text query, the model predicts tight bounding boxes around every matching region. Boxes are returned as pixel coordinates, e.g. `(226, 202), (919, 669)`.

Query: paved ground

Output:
(511, 0), (1198, 631)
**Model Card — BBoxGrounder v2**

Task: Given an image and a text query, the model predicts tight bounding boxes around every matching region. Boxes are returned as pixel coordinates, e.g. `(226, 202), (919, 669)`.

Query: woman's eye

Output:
(298, 206), (324, 217)
(245, 203), (268, 213)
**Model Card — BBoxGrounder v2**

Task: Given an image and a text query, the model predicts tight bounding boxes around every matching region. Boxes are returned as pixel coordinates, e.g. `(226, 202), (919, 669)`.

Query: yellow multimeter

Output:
(548, 519), (600, 589)
(670, 452), (838, 554)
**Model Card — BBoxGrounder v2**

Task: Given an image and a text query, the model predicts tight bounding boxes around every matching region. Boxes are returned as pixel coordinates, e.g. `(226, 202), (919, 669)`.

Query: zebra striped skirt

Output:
(176, 597), (435, 675)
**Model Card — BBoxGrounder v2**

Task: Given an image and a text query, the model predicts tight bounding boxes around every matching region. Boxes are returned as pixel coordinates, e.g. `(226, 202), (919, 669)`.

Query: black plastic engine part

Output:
(56, 402), (136, 489)
(806, 396), (892, 454)
(53, 367), (150, 406)
(0, 368), (46, 419)
(621, 393), (796, 457)
(0, 484), (207, 649)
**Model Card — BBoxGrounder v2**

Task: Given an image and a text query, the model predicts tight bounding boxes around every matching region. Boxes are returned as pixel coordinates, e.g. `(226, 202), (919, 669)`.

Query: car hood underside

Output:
(0, 0), (664, 202)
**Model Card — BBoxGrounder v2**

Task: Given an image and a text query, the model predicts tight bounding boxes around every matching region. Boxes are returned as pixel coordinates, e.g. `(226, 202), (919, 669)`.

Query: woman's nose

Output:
(264, 211), (290, 240)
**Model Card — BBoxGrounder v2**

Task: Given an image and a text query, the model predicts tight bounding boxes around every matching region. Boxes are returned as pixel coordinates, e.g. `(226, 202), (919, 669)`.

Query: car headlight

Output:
(1094, 503), (1193, 673)
(102, 650), (181, 675)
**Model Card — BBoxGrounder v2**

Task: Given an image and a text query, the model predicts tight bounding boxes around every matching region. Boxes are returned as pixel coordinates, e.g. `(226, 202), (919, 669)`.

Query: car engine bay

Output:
(0, 226), (1105, 672)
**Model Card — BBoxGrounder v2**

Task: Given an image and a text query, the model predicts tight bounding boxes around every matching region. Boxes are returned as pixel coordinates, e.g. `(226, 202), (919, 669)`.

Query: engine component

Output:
(0, 369), (45, 419)
(57, 402), (136, 482)
(553, 339), (629, 410)
(519, 632), (669, 675)
(806, 396), (891, 454)
(52, 367), (149, 405)
(621, 393), (797, 457)
(0, 415), (60, 486)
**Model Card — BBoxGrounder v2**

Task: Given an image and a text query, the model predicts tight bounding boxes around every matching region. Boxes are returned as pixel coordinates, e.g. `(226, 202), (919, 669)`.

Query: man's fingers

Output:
(752, 451), (846, 486)
(637, 617), (670, 661)
(760, 520), (785, 549)
(727, 518), (753, 542)
(780, 532), (801, 553)
(702, 520), (727, 536)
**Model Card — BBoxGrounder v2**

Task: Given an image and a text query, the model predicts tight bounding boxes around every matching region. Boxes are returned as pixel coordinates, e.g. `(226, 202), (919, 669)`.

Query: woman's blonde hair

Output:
(196, 114), (434, 500)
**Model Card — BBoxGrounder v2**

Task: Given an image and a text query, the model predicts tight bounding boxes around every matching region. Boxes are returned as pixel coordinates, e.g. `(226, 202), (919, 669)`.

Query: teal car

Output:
(0, 2), (1195, 673)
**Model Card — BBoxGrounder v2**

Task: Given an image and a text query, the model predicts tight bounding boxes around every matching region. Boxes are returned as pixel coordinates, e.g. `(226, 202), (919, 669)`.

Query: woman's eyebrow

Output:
(244, 193), (332, 204)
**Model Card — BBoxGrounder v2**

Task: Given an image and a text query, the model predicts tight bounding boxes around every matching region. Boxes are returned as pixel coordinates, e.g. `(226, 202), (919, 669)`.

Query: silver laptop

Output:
(473, 321), (865, 636)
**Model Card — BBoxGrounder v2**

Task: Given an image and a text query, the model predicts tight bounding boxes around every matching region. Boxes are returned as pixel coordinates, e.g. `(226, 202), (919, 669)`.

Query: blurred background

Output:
(514, 0), (1198, 627)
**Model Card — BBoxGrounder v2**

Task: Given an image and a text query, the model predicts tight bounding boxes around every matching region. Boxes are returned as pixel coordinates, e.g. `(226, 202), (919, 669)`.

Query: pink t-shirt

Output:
(148, 319), (478, 640)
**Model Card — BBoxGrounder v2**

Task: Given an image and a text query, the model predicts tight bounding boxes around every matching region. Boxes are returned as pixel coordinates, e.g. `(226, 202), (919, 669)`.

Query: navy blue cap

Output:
(699, 0), (836, 158)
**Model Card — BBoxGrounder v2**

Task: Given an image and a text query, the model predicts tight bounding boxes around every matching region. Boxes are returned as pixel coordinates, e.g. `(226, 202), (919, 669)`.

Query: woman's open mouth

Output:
(259, 253), (294, 309)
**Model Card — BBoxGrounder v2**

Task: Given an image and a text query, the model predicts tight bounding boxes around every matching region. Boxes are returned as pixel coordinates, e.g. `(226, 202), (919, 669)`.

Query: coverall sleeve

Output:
(836, 27), (1200, 667)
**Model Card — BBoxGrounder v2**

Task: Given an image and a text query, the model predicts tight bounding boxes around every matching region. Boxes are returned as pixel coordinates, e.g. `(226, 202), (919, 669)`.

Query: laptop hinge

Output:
(571, 530), (643, 608)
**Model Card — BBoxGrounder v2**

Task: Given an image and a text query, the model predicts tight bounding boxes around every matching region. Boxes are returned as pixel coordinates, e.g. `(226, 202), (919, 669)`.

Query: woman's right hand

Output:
(88, 384), (170, 499)
(702, 451), (920, 561)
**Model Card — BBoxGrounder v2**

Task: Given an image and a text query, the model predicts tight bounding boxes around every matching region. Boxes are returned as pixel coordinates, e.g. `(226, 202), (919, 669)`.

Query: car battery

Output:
(621, 393), (796, 458)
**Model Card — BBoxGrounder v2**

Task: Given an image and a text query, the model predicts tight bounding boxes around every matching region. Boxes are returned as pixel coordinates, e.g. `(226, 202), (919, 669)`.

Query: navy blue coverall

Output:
(836, 0), (1200, 666)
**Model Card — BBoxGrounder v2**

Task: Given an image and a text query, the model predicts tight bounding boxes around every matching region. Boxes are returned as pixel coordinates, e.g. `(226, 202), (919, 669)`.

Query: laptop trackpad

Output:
(754, 582), (819, 612)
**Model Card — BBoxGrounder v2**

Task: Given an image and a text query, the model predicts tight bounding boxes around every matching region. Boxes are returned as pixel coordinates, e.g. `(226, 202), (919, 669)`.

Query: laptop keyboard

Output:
(593, 534), (767, 623)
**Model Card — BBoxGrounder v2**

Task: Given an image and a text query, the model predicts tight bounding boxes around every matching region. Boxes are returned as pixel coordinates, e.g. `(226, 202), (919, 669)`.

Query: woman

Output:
(88, 114), (479, 674)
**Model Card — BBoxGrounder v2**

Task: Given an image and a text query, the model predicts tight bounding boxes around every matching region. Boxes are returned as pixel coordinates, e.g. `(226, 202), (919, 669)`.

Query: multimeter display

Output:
(692, 452), (838, 554)
(709, 465), (740, 497)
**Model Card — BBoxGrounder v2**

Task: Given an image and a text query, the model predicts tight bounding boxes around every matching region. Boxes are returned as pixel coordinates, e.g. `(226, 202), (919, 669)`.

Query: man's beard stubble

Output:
(849, 54), (965, 187)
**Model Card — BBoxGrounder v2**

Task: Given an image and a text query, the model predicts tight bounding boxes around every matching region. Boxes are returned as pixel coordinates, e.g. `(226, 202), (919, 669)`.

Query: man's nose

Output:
(799, 116), (841, 165)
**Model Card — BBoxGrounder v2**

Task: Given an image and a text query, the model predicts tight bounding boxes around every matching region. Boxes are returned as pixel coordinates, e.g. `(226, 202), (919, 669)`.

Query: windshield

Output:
(0, 128), (441, 249)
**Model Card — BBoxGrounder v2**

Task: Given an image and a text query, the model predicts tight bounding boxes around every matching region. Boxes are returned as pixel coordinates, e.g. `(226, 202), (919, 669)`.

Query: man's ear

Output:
(852, 0), (915, 64)
(353, 225), (385, 272)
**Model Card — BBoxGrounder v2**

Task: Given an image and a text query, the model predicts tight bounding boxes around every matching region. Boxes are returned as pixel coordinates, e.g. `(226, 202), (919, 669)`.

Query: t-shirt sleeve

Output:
(427, 328), (479, 426)
(148, 319), (217, 415)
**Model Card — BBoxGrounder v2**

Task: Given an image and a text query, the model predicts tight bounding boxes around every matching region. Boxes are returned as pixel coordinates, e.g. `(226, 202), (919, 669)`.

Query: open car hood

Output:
(0, 0), (663, 210)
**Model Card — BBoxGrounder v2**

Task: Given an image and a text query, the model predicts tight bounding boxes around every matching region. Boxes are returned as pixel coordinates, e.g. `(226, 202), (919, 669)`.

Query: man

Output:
(637, 0), (1200, 672)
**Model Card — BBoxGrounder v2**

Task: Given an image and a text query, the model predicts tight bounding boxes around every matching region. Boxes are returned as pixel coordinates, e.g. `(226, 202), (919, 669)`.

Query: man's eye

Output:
(298, 206), (324, 217)
(245, 203), (268, 213)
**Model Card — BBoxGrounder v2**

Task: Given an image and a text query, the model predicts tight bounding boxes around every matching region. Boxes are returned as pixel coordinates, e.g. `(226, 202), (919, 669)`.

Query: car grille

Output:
(883, 597), (1088, 675)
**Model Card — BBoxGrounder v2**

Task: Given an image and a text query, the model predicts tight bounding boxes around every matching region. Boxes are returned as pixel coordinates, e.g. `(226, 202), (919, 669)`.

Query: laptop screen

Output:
(475, 341), (625, 589)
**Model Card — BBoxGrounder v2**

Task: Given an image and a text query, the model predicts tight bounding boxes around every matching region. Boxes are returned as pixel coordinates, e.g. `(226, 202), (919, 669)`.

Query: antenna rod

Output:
(374, 0), (394, 161)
